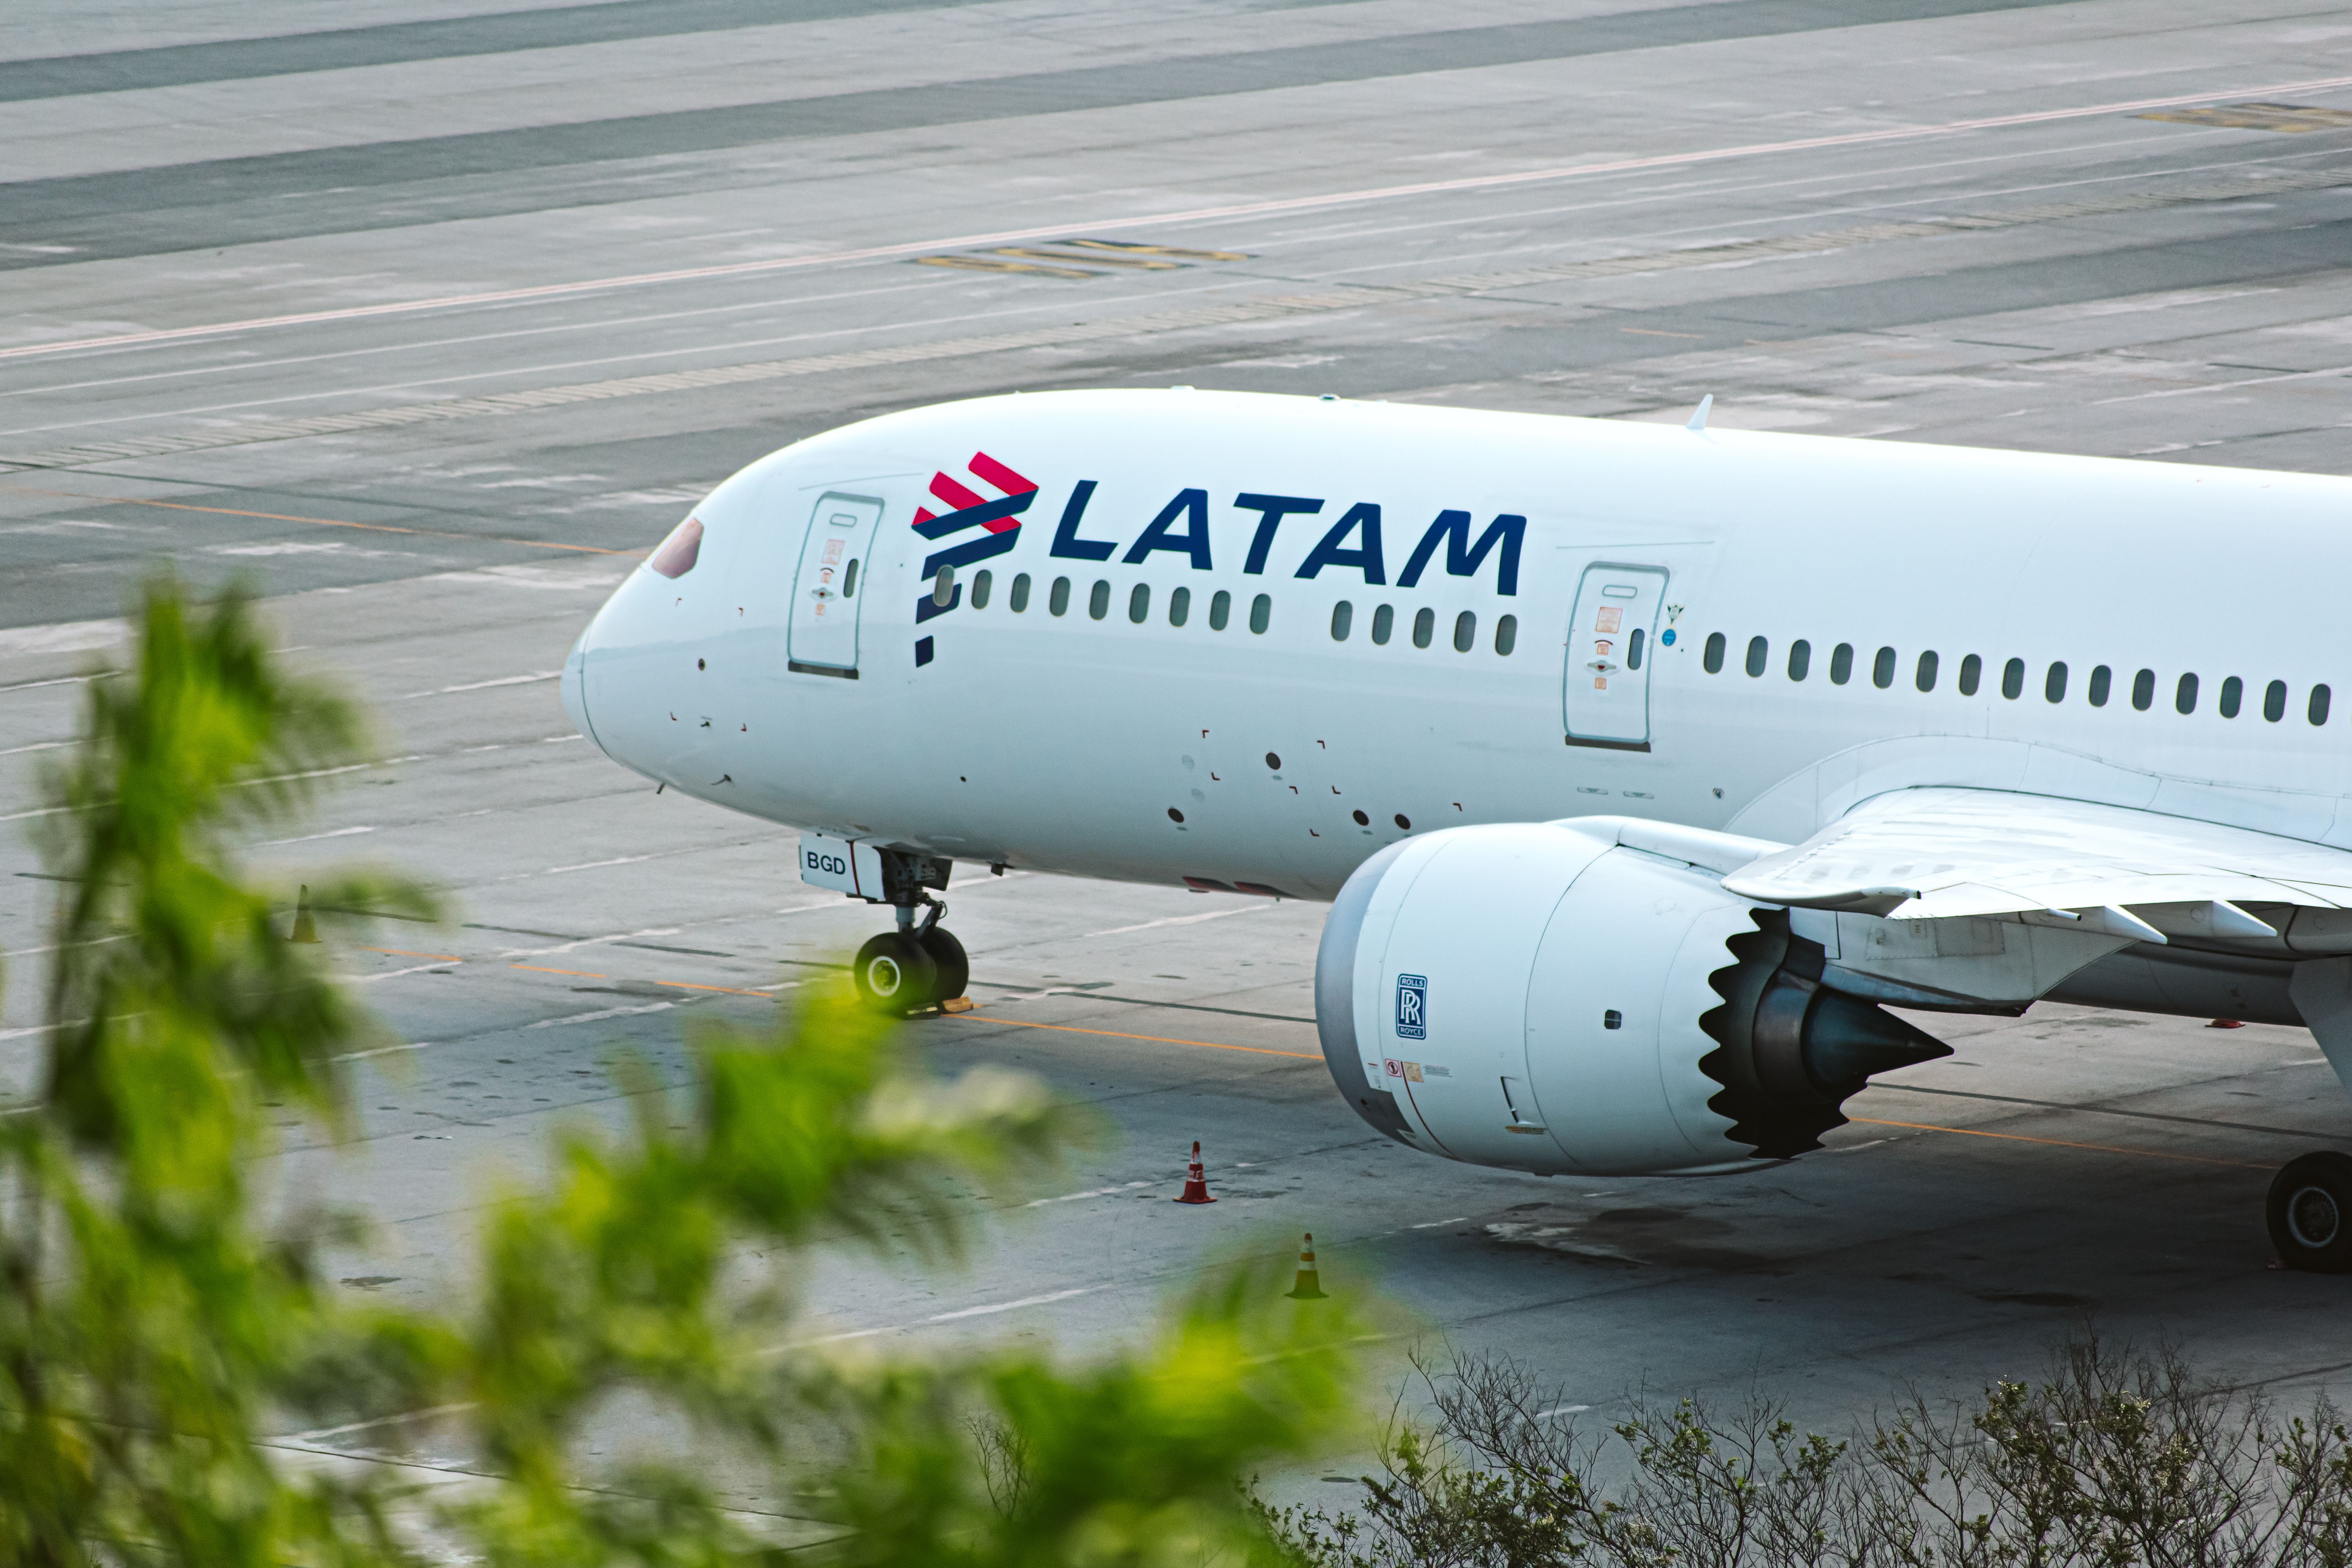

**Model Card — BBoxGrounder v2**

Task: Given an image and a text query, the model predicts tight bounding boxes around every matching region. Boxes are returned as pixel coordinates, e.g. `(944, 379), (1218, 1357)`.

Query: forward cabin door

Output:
(1562, 563), (1669, 751)
(788, 492), (884, 677)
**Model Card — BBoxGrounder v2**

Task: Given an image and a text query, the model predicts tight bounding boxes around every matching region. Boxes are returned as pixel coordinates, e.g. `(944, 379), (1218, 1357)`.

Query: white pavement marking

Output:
(1087, 906), (1265, 937)
(0, 739), (71, 755)
(13, 71), (2352, 365)
(333, 1041), (434, 1061)
(1410, 1217), (1470, 1229)
(495, 925), (684, 956)
(18, 158), (2345, 472)
(396, 670), (561, 699)
(541, 853), (657, 874)
(282, 1402), (479, 1446)
(526, 1001), (677, 1029)
(1024, 1181), (1154, 1207)
(258, 825), (376, 846)
(344, 962), (456, 983)
(922, 1288), (1095, 1322)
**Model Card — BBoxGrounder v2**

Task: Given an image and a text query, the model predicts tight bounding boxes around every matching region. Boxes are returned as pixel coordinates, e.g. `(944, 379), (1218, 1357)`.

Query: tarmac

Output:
(6, 0), (2352, 1509)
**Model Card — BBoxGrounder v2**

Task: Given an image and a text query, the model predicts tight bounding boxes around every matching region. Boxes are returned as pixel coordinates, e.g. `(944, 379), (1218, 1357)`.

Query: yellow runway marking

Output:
(655, 979), (778, 998)
(953, 1013), (1319, 1061)
(359, 946), (462, 961)
(1848, 1117), (2271, 1170)
(0, 486), (628, 555)
(511, 964), (607, 978)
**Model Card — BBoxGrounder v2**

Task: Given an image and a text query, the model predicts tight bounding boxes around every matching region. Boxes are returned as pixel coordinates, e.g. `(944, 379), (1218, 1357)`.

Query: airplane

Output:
(559, 386), (2352, 1272)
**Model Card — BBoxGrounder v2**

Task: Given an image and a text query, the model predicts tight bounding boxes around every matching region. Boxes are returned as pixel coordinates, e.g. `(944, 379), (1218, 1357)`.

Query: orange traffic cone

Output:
(1286, 1232), (1326, 1299)
(290, 885), (319, 944)
(1174, 1140), (1216, 1204)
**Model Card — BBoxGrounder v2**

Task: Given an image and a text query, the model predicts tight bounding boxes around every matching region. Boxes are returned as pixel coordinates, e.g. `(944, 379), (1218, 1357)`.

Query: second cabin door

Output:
(1562, 563), (1669, 750)
(788, 492), (883, 676)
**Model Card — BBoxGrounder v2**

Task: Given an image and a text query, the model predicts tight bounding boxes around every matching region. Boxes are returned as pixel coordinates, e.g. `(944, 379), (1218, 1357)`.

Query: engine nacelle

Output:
(1314, 822), (1949, 1176)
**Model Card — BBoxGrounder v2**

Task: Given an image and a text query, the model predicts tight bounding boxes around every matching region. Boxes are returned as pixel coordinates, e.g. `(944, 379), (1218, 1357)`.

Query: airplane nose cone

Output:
(561, 631), (600, 752)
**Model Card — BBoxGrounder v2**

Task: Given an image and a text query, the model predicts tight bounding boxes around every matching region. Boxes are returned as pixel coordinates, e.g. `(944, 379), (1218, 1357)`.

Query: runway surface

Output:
(7, 0), (2352, 1510)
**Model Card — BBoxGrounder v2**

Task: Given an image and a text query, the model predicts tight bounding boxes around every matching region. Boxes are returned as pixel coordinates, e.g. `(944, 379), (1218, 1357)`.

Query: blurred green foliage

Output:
(0, 577), (1360, 1566)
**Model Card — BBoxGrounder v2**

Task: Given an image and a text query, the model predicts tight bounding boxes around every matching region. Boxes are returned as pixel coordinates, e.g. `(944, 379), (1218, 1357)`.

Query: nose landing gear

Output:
(846, 848), (971, 1015)
(853, 900), (969, 1013)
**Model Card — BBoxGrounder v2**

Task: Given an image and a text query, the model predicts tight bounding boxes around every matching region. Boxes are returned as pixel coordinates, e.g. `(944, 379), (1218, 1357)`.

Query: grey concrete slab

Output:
(0, 0), (2151, 264)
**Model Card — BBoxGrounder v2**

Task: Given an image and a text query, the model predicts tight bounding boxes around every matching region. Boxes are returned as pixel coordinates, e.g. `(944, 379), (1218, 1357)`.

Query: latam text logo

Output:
(1043, 487), (1522, 594)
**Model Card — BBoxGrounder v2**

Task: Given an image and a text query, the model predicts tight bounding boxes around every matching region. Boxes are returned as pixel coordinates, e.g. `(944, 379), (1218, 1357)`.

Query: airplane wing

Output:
(1719, 787), (2352, 940)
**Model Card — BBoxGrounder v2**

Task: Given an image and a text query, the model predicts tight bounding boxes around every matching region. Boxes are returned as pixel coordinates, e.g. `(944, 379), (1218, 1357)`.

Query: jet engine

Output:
(1314, 822), (1949, 1176)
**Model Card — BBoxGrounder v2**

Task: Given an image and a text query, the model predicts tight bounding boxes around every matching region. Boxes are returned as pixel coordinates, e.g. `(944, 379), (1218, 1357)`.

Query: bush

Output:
(1267, 1341), (2352, 1568)
(0, 577), (1364, 1568)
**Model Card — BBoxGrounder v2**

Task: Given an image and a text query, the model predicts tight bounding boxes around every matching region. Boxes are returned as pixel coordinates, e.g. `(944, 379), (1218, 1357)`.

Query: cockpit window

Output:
(648, 515), (703, 579)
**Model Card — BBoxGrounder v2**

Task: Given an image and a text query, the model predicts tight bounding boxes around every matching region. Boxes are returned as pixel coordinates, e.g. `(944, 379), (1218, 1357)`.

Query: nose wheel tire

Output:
(854, 932), (938, 1015)
(919, 926), (969, 1005)
(2267, 1151), (2352, 1272)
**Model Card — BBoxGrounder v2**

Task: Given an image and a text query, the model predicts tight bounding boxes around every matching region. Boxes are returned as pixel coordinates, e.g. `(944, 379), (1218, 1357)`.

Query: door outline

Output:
(1562, 562), (1670, 751)
(787, 491), (884, 678)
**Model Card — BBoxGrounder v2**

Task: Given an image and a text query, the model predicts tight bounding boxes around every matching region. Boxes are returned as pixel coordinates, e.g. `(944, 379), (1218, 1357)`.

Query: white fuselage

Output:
(564, 389), (2352, 898)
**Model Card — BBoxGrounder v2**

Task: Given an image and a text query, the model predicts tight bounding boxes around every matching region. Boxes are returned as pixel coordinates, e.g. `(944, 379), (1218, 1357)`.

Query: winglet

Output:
(1686, 394), (1713, 433)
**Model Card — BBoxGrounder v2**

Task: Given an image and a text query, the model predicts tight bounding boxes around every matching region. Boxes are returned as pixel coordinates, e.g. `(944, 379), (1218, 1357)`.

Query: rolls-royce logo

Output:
(1395, 973), (1427, 1040)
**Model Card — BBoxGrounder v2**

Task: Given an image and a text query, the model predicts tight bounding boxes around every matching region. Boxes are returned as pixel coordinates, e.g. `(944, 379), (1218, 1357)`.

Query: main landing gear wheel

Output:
(2267, 1151), (2352, 1273)
(854, 932), (937, 1014)
(919, 925), (969, 1004)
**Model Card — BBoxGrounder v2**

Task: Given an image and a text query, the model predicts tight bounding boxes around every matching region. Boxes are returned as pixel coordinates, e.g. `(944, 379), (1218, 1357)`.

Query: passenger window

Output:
(1873, 646), (1896, 690)
(1371, 604), (1394, 644)
(1916, 651), (1938, 692)
(2313, 684), (2332, 726)
(2219, 676), (2243, 718)
(2088, 664), (2110, 706)
(2045, 662), (2067, 703)
(2132, 668), (2154, 710)
(2001, 658), (2024, 700)
(1746, 636), (1768, 677)
(842, 559), (860, 599)
(1331, 601), (1353, 641)
(972, 568), (992, 610)
(1788, 639), (1810, 681)
(2176, 673), (2198, 714)
(1959, 654), (1982, 696)
(1830, 643), (1853, 685)
(1010, 572), (1032, 613)
(1414, 607), (1436, 649)
(2264, 679), (2286, 722)
(1626, 625), (1642, 668)
(1703, 632), (1726, 673)
(1049, 576), (1071, 617)
(1129, 583), (1150, 624)
(1090, 580), (1111, 620)
(1250, 593), (1272, 635)
(1169, 586), (1190, 627)
(933, 566), (955, 608)
(1454, 611), (1476, 653)
(1497, 615), (1519, 656)
(1209, 589), (1231, 630)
